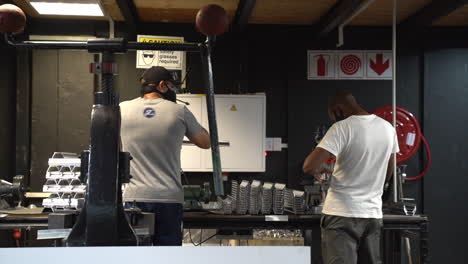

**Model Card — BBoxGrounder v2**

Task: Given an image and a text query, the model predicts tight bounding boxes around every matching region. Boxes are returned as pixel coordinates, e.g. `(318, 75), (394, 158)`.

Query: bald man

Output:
(303, 91), (399, 264)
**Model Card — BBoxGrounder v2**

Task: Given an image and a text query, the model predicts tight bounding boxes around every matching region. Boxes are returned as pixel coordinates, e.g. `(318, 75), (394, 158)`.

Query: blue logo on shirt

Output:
(143, 107), (156, 118)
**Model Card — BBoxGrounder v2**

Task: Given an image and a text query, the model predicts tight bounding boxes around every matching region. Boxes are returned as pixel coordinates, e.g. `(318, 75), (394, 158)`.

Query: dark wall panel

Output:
(56, 51), (93, 152)
(30, 50), (93, 191)
(16, 50), (32, 184)
(0, 43), (16, 182)
(395, 52), (424, 210)
(424, 49), (468, 262)
(31, 50), (58, 191)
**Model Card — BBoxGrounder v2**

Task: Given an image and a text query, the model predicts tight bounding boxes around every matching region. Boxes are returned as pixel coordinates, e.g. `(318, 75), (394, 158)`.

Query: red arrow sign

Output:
(370, 54), (389, 75)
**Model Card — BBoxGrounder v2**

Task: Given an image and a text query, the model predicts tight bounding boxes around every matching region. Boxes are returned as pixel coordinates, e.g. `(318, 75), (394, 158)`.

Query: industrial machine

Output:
(0, 176), (26, 209)
(183, 182), (211, 210)
(3, 3), (227, 246)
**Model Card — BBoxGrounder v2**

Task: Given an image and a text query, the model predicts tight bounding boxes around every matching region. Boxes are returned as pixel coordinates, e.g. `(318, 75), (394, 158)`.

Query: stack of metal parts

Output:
(236, 180), (250, 215)
(260, 182), (273, 214)
(284, 188), (294, 211)
(42, 152), (85, 211)
(221, 196), (234, 215)
(221, 180), (308, 215)
(273, 183), (286, 215)
(220, 181), (238, 214)
(254, 229), (303, 239)
(248, 180), (262, 215)
(292, 190), (306, 214)
(230, 180), (238, 212)
(284, 189), (307, 215)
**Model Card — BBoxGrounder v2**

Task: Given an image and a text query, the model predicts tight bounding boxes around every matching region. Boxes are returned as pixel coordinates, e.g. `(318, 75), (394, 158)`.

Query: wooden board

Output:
(350, 0), (431, 25)
(249, 0), (338, 24)
(100, 0), (125, 21)
(433, 3), (468, 26)
(12, 0), (40, 17)
(11, 0), (468, 27)
(134, 0), (239, 23)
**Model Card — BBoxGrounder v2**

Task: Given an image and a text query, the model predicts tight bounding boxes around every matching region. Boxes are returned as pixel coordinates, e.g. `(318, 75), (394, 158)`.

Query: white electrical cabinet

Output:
(178, 94), (266, 172)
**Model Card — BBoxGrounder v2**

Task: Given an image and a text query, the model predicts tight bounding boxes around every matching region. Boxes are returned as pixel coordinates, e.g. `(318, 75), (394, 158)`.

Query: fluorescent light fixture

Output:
(30, 2), (104, 17)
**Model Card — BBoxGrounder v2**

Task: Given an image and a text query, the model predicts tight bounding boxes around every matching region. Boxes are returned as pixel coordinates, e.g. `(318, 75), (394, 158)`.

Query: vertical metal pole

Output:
(200, 36), (224, 196)
(392, 0), (398, 203)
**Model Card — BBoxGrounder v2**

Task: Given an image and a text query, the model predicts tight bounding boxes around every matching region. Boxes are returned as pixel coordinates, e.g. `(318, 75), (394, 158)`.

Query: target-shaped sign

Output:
(340, 55), (361, 75)
(337, 52), (364, 79)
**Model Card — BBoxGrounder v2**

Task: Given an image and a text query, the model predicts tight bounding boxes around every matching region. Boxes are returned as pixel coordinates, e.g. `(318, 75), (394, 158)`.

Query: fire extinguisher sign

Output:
(307, 50), (392, 80)
(307, 51), (336, 79)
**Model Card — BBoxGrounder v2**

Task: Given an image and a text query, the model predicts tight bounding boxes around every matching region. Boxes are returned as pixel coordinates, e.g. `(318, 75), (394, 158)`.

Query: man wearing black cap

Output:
(120, 66), (211, 246)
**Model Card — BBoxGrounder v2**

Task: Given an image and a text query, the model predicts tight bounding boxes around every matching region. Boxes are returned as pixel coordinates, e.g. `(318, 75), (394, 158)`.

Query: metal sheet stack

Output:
(236, 180), (250, 215)
(284, 188), (294, 211)
(261, 182), (273, 214)
(273, 183), (286, 215)
(248, 180), (262, 215)
(221, 180), (308, 215)
(230, 180), (239, 212)
(42, 152), (85, 211)
(292, 190), (306, 214)
(221, 196), (234, 215)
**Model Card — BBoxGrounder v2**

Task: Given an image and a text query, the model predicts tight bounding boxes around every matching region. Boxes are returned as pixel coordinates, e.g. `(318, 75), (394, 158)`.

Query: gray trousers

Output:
(321, 214), (383, 264)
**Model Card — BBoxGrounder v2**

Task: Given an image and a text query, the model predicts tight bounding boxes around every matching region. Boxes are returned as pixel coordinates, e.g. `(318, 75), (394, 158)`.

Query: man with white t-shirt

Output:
(303, 91), (399, 264)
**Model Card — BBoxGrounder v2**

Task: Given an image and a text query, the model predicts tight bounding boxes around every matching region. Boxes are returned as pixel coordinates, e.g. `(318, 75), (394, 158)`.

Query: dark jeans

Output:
(126, 202), (183, 246)
(321, 214), (383, 264)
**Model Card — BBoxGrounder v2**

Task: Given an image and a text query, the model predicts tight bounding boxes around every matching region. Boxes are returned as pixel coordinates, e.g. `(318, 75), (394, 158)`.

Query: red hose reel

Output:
(372, 106), (431, 181)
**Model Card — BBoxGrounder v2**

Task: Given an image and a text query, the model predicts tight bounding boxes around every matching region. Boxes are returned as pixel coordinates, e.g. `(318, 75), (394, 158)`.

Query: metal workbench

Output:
(0, 211), (429, 264)
(183, 212), (429, 264)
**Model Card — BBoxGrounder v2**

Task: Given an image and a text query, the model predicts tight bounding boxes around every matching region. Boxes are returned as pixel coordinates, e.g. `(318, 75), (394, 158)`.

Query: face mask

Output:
(140, 83), (177, 103)
(162, 88), (177, 103)
(140, 84), (155, 97)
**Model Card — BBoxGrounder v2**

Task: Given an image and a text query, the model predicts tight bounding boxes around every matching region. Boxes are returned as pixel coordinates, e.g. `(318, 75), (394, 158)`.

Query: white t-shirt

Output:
(317, 114), (399, 218)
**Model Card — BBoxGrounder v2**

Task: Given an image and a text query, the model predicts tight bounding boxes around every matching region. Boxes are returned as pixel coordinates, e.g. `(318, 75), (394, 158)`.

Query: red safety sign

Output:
(366, 52), (392, 79)
(307, 50), (392, 80)
(337, 52), (364, 79)
(307, 51), (335, 79)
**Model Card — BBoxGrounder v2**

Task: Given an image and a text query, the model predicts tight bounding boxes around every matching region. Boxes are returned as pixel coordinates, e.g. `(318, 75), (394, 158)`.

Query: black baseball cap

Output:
(140, 66), (181, 86)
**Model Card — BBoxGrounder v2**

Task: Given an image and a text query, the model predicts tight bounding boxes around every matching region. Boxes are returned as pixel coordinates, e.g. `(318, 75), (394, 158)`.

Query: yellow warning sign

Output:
(138, 37), (183, 44)
(136, 35), (185, 70)
(230, 105), (237, 111)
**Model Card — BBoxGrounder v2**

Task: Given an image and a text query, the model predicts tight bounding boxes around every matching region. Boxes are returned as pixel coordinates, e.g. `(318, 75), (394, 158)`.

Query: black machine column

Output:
(65, 47), (137, 246)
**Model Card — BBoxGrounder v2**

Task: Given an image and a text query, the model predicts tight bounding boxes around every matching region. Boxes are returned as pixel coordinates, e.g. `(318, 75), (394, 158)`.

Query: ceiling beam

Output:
(315, 0), (370, 37)
(115, 0), (139, 39)
(399, 0), (468, 28)
(232, 0), (256, 32)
